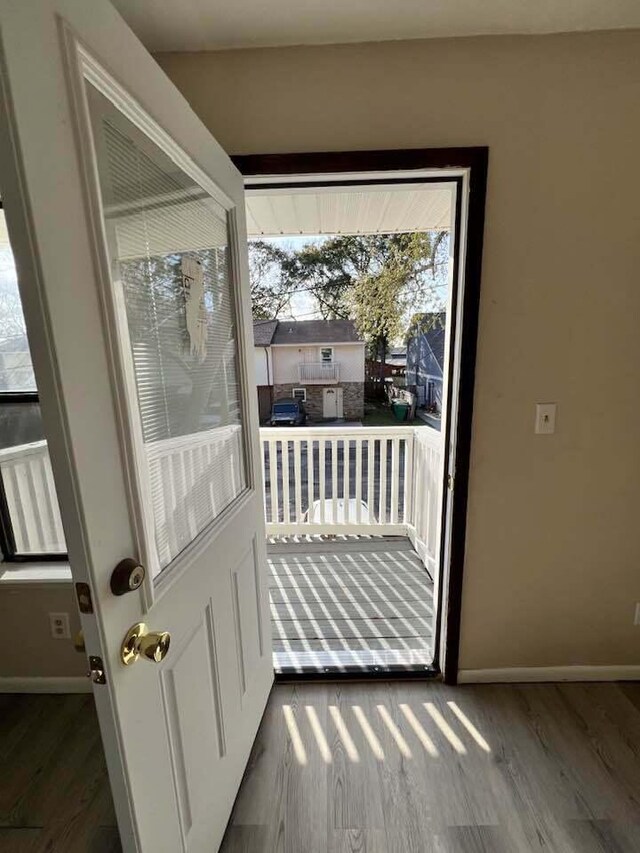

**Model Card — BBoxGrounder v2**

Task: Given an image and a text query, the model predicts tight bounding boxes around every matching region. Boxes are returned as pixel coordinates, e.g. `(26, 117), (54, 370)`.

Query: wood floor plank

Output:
(3, 682), (640, 853)
(0, 828), (43, 853)
(221, 682), (640, 853)
(0, 695), (119, 852)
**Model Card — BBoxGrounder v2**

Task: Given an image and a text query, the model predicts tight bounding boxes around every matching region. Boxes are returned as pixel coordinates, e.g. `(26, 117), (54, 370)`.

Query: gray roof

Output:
(253, 319), (279, 346)
(272, 319), (363, 345)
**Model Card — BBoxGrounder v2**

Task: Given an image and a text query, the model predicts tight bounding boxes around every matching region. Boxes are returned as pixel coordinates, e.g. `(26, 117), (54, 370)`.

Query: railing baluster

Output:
(268, 439), (279, 524)
(42, 453), (65, 550)
(390, 437), (400, 524)
(5, 464), (29, 553)
(403, 434), (414, 525)
(319, 438), (326, 524)
(261, 437), (268, 521)
(355, 438), (362, 525)
(331, 439), (338, 525)
(282, 439), (291, 524)
(293, 438), (302, 523)
(379, 438), (388, 524)
(306, 438), (314, 524)
(343, 438), (350, 524)
(24, 458), (46, 550)
(367, 437), (375, 522)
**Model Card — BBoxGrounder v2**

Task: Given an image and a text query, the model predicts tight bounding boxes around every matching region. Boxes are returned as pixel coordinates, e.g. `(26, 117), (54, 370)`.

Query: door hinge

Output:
(87, 655), (106, 685)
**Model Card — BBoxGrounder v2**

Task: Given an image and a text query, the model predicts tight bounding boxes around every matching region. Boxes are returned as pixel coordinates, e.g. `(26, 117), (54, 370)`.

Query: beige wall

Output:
(0, 581), (85, 679)
(158, 31), (640, 671)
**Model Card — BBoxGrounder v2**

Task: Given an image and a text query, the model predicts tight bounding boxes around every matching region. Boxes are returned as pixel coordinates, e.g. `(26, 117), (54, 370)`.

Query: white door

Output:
(322, 387), (343, 418)
(0, 2), (272, 851)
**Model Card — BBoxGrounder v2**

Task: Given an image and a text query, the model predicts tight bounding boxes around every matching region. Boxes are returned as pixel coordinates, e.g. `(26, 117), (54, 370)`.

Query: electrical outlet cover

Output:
(49, 612), (71, 639)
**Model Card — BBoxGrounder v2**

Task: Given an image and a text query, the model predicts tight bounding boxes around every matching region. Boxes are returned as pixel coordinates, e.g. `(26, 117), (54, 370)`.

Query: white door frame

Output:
(240, 155), (487, 684)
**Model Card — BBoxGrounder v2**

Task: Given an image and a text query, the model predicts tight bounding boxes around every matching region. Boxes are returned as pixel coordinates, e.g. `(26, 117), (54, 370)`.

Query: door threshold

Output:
(274, 663), (441, 683)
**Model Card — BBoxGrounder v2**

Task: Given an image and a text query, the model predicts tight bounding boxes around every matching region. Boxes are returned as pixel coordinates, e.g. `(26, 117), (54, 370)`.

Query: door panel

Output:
(0, 2), (273, 851)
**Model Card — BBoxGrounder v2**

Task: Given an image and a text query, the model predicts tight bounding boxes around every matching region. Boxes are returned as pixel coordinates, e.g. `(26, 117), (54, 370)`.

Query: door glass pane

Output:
(85, 84), (247, 577)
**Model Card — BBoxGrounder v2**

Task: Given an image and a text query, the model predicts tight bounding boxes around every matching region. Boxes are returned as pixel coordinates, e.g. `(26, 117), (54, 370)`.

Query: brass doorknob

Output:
(121, 622), (171, 666)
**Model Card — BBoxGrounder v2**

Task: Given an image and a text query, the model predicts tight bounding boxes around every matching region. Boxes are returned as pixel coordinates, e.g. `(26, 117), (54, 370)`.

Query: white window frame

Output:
(320, 347), (333, 363)
(292, 387), (307, 402)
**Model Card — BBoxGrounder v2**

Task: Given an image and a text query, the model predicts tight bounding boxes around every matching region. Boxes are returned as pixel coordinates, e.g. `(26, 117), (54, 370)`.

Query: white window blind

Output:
(88, 85), (247, 575)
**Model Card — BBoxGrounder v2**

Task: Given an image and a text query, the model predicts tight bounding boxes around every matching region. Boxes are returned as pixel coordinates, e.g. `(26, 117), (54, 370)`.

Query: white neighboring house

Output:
(253, 319), (365, 421)
(253, 319), (278, 422)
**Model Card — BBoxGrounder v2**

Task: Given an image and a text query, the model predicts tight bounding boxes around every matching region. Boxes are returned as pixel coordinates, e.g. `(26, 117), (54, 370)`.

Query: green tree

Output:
(248, 240), (291, 320)
(282, 232), (448, 373)
(405, 310), (446, 342)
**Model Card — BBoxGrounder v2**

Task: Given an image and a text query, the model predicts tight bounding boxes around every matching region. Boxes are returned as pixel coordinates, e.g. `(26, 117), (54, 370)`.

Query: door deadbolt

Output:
(121, 622), (171, 666)
(111, 558), (146, 596)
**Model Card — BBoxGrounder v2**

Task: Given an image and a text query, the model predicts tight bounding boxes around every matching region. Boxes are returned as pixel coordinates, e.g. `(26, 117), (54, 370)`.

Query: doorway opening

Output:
(236, 149), (488, 682)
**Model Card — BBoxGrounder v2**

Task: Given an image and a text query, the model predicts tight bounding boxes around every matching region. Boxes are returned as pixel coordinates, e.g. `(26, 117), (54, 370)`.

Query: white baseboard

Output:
(0, 676), (91, 694)
(458, 666), (640, 684)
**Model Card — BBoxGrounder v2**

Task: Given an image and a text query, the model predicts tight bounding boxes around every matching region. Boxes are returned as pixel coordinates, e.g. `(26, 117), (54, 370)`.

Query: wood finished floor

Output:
(221, 681), (640, 853)
(2, 683), (639, 852)
(0, 693), (120, 853)
(268, 538), (434, 672)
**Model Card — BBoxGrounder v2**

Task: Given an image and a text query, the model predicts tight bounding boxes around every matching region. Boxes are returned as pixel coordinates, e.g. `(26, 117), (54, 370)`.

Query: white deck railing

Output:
(259, 425), (445, 567)
(0, 440), (66, 554)
(1, 425), (445, 571)
(298, 362), (340, 383)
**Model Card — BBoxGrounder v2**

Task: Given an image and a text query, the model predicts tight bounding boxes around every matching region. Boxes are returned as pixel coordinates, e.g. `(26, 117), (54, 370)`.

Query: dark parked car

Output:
(270, 398), (307, 426)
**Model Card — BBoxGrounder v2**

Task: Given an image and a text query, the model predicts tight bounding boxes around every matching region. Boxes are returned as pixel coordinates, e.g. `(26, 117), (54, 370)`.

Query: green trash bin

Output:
(392, 401), (410, 422)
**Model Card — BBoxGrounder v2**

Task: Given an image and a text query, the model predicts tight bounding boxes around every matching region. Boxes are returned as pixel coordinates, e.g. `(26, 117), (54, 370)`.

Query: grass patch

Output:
(362, 401), (427, 428)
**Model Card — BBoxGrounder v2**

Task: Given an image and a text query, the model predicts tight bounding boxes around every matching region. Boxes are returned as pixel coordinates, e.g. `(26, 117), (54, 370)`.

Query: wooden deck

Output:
(267, 537), (434, 673)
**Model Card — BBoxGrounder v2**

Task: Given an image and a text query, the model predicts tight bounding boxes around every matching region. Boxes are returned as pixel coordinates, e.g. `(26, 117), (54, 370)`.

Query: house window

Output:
(292, 388), (307, 402)
(320, 347), (333, 363)
(0, 206), (67, 561)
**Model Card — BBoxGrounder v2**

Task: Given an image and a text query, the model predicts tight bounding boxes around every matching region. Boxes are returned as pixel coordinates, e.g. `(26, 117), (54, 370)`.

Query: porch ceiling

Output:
(245, 183), (453, 237)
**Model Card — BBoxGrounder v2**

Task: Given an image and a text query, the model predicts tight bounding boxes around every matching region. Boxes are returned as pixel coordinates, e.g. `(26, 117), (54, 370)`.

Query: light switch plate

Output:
(535, 403), (557, 434)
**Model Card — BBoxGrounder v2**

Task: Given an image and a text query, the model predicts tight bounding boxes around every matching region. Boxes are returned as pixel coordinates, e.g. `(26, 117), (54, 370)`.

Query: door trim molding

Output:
(233, 147), (488, 685)
(0, 676), (92, 693)
(458, 666), (640, 684)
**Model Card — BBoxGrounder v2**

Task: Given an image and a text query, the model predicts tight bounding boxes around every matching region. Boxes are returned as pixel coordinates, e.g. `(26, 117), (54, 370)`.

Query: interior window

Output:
(0, 206), (67, 559)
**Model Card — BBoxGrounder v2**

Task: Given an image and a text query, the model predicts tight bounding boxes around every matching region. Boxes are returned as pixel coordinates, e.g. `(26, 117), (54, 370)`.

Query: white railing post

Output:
(403, 432), (414, 525)
(406, 427), (445, 574)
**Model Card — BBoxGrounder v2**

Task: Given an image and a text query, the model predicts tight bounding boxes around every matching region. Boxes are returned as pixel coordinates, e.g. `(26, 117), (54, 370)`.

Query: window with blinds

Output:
(86, 84), (247, 576)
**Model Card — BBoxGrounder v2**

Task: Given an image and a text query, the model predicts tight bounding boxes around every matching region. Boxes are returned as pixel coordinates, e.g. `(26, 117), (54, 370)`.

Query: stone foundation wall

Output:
(272, 382), (364, 421)
(341, 382), (364, 420)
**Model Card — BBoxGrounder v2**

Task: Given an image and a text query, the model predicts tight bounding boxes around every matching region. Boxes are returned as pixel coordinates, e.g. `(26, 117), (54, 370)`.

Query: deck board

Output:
(267, 537), (434, 672)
